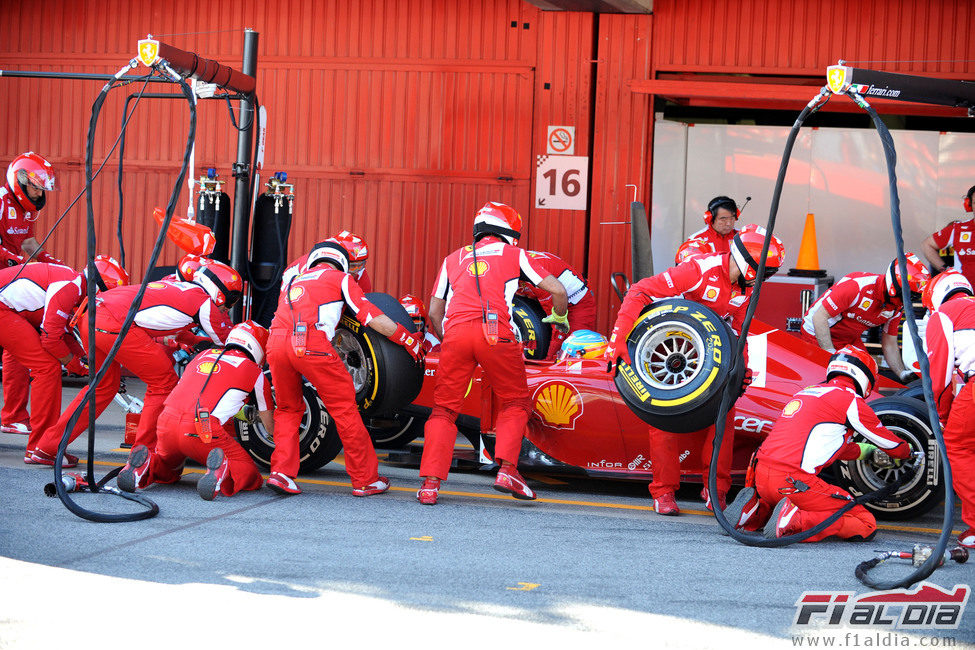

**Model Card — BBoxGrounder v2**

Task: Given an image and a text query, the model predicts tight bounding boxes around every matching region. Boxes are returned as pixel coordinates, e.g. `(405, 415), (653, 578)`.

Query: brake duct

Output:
(710, 65), (975, 589)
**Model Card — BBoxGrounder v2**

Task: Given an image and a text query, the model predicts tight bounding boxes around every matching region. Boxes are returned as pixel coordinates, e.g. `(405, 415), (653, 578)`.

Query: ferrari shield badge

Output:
(137, 38), (160, 67)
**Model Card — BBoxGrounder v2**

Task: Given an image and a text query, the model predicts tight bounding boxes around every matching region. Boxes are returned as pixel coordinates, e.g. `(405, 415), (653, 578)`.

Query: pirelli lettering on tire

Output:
(614, 298), (745, 434)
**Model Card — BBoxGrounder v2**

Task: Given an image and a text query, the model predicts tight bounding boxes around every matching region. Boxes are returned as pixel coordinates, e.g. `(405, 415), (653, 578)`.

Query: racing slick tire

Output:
(613, 298), (745, 434)
(835, 396), (944, 520)
(893, 379), (925, 402)
(235, 371), (343, 473)
(333, 292), (424, 417)
(364, 406), (427, 449)
(512, 295), (551, 361)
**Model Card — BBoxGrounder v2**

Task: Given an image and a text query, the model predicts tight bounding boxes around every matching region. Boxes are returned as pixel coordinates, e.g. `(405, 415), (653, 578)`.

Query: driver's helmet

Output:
(558, 329), (608, 361)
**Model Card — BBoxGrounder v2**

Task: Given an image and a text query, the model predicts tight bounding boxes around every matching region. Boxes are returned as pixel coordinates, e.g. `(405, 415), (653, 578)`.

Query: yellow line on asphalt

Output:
(86, 460), (958, 535)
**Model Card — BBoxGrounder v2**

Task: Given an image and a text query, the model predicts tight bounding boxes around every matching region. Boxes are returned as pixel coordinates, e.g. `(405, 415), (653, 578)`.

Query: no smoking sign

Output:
(546, 125), (575, 154)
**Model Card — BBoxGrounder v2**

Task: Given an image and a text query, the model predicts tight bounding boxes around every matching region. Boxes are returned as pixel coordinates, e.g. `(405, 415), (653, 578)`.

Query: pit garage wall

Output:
(651, 123), (975, 280)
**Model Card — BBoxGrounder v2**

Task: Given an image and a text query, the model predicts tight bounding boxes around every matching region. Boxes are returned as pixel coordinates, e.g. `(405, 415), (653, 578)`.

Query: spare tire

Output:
(235, 371), (343, 473)
(835, 396), (944, 520)
(613, 298), (744, 433)
(512, 295), (551, 360)
(333, 292), (424, 416)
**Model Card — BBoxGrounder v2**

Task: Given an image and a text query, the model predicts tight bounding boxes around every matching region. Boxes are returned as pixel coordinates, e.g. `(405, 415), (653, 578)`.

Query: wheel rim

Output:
(366, 413), (416, 444)
(333, 329), (368, 393)
(255, 384), (315, 446)
(635, 323), (705, 390)
(853, 413), (927, 496)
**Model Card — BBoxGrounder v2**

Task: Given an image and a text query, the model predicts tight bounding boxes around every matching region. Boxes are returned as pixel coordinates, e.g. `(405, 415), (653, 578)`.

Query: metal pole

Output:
(0, 70), (170, 83)
(230, 28), (259, 322)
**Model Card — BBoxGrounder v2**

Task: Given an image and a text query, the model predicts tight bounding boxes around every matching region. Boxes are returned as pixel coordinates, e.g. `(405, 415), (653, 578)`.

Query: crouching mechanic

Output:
(266, 239), (422, 496)
(516, 250), (596, 359)
(117, 321), (273, 500)
(605, 225), (785, 515)
(416, 201), (569, 505)
(801, 254), (929, 383)
(31, 262), (239, 465)
(0, 258), (125, 458)
(726, 346), (911, 541)
(922, 269), (975, 548)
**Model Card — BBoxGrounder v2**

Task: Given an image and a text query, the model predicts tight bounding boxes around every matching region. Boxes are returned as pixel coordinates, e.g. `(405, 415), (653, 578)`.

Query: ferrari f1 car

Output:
(235, 293), (943, 521)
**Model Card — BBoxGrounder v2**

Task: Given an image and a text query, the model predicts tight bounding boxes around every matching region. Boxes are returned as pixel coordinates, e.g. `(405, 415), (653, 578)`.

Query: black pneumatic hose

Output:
(53, 63), (197, 522)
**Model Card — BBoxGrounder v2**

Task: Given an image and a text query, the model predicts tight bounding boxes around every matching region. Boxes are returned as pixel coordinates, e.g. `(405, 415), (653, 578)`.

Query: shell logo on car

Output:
(533, 380), (583, 428)
(467, 260), (490, 277)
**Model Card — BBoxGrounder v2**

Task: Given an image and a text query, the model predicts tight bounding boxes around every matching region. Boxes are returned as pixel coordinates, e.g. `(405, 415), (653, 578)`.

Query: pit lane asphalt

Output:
(0, 381), (972, 648)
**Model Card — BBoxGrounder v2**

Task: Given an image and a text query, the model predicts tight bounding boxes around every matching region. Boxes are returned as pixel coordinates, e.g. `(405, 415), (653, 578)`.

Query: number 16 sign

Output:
(535, 154), (589, 210)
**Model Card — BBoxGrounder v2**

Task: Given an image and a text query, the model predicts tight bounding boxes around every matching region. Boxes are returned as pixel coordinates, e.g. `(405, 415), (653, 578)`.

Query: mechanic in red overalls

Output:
(800, 253), (929, 383)
(266, 239), (421, 496)
(400, 293), (440, 353)
(679, 195), (742, 256)
(516, 250), (595, 359)
(605, 225), (785, 515)
(922, 185), (975, 288)
(726, 346), (911, 541)
(281, 231), (373, 293)
(416, 202), (569, 505)
(30, 262), (239, 466)
(0, 258), (126, 459)
(921, 269), (975, 549)
(675, 237), (714, 264)
(117, 321), (274, 500)
(1, 153), (63, 435)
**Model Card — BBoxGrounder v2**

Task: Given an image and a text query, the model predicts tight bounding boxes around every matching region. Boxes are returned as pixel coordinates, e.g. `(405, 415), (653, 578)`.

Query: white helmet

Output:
(225, 320), (269, 365)
(922, 269), (973, 311)
(307, 238), (350, 273)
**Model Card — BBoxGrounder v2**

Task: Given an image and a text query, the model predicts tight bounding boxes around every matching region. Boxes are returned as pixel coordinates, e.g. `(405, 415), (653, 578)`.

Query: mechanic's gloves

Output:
(897, 369), (916, 384)
(603, 339), (632, 374)
(542, 308), (570, 334)
(856, 442), (878, 461)
(64, 356), (89, 376)
(740, 367), (754, 393)
(392, 323), (424, 362)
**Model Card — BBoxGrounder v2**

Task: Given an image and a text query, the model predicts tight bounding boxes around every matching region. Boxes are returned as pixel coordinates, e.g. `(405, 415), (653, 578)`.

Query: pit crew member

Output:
(921, 185), (975, 286)
(1, 153), (63, 434)
(266, 239), (421, 496)
(30, 262), (239, 465)
(401, 293), (440, 353)
(679, 195), (742, 256)
(416, 201), (569, 505)
(516, 250), (595, 359)
(800, 253), (929, 383)
(117, 321), (273, 500)
(605, 225), (785, 515)
(921, 269), (975, 548)
(0, 257), (125, 457)
(726, 346), (911, 542)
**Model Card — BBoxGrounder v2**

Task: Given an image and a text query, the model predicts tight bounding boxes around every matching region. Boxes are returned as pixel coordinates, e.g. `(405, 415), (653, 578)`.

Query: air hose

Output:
(51, 58), (197, 522)
(707, 85), (955, 590)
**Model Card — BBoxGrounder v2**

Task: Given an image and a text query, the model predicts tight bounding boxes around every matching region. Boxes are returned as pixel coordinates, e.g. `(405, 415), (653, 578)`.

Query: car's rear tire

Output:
(235, 372), (342, 473)
(835, 396), (944, 520)
(613, 298), (745, 433)
(364, 409), (426, 449)
(333, 292), (424, 416)
(512, 295), (551, 361)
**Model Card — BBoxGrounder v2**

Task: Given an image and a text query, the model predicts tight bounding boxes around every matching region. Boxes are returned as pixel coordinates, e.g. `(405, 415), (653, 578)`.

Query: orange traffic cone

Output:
(789, 213), (826, 277)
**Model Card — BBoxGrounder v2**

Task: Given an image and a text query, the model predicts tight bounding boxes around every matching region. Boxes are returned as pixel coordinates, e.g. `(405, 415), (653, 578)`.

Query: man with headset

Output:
(678, 195), (743, 257)
(416, 202), (569, 505)
(922, 184), (975, 287)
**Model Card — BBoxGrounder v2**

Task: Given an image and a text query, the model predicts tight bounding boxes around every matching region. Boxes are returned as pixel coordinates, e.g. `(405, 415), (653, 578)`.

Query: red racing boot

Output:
(493, 465), (536, 500)
(959, 528), (975, 549)
(352, 476), (390, 497)
(197, 447), (230, 501)
(763, 498), (801, 539)
(701, 486), (727, 512)
(1, 422), (30, 435)
(26, 448), (79, 468)
(653, 492), (680, 516)
(417, 477), (441, 505)
(117, 445), (152, 493)
(266, 472), (301, 495)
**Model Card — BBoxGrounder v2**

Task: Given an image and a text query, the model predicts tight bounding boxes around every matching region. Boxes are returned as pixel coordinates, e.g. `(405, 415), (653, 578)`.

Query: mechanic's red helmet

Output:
(826, 345), (878, 398)
(334, 230), (368, 275)
(307, 238), (351, 274)
(400, 293), (428, 332)
(730, 225), (785, 283)
(193, 260), (242, 307)
(6, 152), (57, 215)
(85, 255), (129, 292)
(177, 254), (207, 282)
(473, 201), (522, 246)
(885, 253), (930, 301)
(225, 320), (269, 365)
(922, 268), (973, 311)
(675, 238), (713, 264)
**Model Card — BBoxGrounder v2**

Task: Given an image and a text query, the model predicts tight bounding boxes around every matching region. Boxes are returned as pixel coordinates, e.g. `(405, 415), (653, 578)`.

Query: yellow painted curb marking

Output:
(507, 582), (540, 591)
(410, 535), (434, 542)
